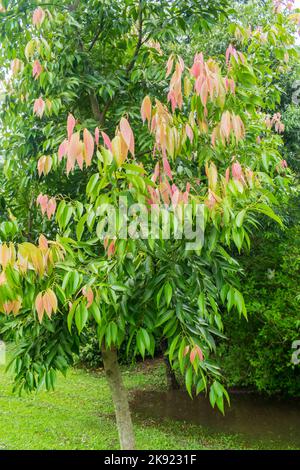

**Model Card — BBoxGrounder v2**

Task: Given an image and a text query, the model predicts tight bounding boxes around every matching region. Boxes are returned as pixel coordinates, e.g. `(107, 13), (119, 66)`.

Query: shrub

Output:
(219, 222), (300, 396)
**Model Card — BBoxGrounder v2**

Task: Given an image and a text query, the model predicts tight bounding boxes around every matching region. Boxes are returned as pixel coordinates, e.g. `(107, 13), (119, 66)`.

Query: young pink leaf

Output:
(43, 291), (52, 318)
(39, 234), (48, 251)
(280, 159), (288, 169)
(225, 167), (230, 182)
(32, 60), (43, 80)
(33, 97), (45, 118)
(166, 55), (174, 78)
(232, 162), (243, 181)
(35, 292), (44, 323)
(185, 124), (194, 142)
(32, 7), (45, 27)
(101, 131), (112, 152)
(107, 241), (115, 258)
(46, 198), (56, 220)
(67, 114), (76, 141)
(152, 162), (160, 183)
(83, 287), (94, 308)
(37, 156), (46, 177)
(83, 128), (94, 166)
(141, 96), (152, 124)
(120, 117), (135, 156)
(195, 345), (204, 361)
(163, 157), (173, 180)
(95, 127), (99, 145)
(68, 132), (82, 160)
(190, 348), (197, 363)
(58, 139), (68, 161)
(37, 194), (49, 215)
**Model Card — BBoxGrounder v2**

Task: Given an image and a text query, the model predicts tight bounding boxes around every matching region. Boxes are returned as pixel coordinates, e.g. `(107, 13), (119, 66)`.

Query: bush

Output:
(218, 222), (300, 396)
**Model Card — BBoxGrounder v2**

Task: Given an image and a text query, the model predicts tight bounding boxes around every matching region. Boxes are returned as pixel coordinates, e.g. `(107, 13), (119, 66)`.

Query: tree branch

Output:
(125, 0), (144, 78)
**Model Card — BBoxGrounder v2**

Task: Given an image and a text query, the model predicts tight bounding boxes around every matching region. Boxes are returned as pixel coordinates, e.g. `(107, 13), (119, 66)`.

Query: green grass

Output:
(0, 359), (295, 450)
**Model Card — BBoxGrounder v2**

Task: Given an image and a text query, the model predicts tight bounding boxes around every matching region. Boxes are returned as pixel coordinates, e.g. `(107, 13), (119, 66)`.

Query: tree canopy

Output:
(0, 0), (299, 450)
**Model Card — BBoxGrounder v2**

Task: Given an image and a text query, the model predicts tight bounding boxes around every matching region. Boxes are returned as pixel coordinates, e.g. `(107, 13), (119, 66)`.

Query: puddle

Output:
(131, 390), (300, 448)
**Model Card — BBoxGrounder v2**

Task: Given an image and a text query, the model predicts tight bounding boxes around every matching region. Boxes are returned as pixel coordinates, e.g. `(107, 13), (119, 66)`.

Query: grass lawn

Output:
(0, 359), (295, 450)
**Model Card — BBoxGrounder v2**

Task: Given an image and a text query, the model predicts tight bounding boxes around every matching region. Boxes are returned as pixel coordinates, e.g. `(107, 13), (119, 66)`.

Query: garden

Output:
(0, 0), (299, 453)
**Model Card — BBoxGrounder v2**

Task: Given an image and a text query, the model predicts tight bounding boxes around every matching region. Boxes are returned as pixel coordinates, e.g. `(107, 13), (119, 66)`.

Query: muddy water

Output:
(131, 390), (300, 448)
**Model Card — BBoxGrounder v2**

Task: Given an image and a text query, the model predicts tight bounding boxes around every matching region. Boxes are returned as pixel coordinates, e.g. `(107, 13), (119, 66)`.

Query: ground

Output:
(0, 359), (296, 450)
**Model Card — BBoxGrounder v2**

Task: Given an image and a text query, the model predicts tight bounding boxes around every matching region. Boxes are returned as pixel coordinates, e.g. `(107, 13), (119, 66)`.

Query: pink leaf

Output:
(83, 287), (94, 308)
(225, 167), (230, 182)
(33, 97), (45, 118)
(200, 81), (208, 107)
(195, 345), (204, 361)
(190, 348), (197, 363)
(186, 124), (194, 142)
(32, 60), (43, 79)
(152, 162), (160, 183)
(46, 198), (56, 220)
(76, 152), (84, 170)
(95, 127), (99, 145)
(32, 7), (45, 27)
(166, 55), (174, 78)
(39, 234), (48, 251)
(171, 188), (180, 207)
(280, 159), (288, 169)
(141, 96), (152, 124)
(37, 194), (48, 215)
(67, 114), (76, 141)
(232, 162), (243, 181)
(35, 293), (44, 323)
(120, 117), (135, 156)
(101, 131), (112, 152)
(68, 132), (82, 159)
(107, 241), (115, 258)
(37, 156), (45, 177)
(163, 157), (173, 180)
(83, 128), (94, 166)
(58, 139), (68, 161)
(178, 56), (185, 71)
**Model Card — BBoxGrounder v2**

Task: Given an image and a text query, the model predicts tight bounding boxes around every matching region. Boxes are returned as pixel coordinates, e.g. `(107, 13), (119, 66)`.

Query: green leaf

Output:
(209, 385), (216, 407)
(236, 209), (246, 228)
(140, 328), (151, 351)
(254, 203), (283, 227)
(75, 303), (88, 334)
(196, 378), (206, 395)
(185, 366), (193, 398)
(197, 292), (206, 315)
(89, 302), (101, 325)
(234, 289), (247, 318)
(76, 214), (87, 241)
(67, 298), (80, 333)
(164, 282), (173, 307)
(136, 329), (146, 358)
(168, 335), (180, 363)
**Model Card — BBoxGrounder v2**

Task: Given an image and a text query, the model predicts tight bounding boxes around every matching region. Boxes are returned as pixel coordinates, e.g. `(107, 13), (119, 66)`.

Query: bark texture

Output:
(164, 356), (180, 390)
(101, 346), (135, 450)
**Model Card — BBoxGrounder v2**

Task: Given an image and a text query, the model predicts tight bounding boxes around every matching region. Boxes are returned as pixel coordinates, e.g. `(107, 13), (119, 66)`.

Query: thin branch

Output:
(125, 0), (144, 77)
(88, 7), (105, 51)
(88, 27), (102, 51)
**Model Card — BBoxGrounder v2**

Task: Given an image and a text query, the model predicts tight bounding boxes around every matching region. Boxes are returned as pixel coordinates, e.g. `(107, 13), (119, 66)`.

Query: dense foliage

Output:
(0, 0), (299, 449)
(219, 219), (300, 396)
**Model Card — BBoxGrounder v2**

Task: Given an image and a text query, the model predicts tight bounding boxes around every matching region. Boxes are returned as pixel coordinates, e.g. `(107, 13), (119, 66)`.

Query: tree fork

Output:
(101, 346), (135, 450)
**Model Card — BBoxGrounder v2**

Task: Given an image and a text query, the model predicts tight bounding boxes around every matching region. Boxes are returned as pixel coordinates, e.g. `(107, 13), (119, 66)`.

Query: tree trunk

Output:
(161, 339), (180, 390)
(164, 356), (180, 390)
(101, 346), (135, 450)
